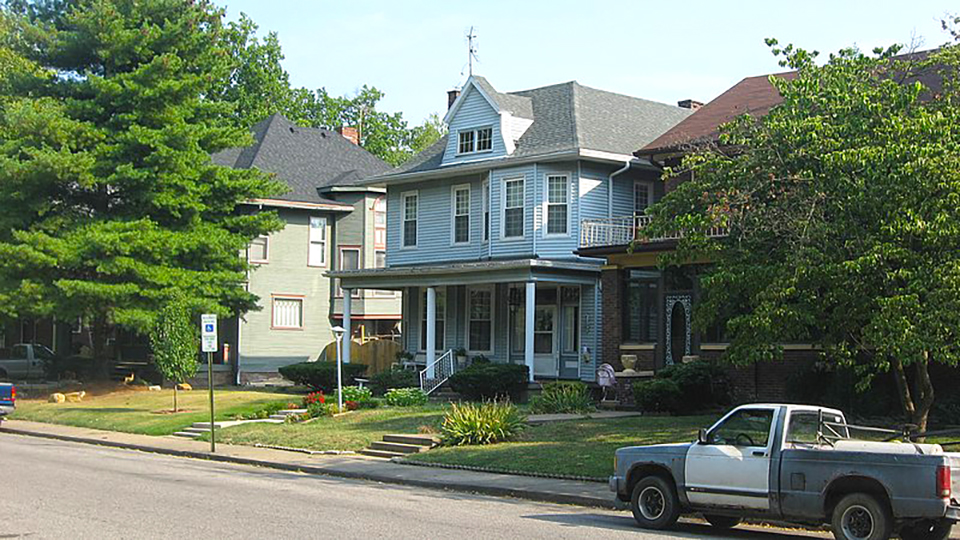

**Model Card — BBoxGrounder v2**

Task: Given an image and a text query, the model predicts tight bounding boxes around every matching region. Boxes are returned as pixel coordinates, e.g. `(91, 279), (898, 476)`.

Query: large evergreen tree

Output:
(0, 0), (284, 376)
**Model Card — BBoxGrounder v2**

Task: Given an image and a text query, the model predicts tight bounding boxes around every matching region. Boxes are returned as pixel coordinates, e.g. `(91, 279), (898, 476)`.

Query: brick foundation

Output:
(701, 349), (818, 403)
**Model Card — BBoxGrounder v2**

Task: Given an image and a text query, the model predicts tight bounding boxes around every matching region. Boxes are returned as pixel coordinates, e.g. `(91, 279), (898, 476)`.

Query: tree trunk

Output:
(90, 313), (111, 380)
(890, 354), (935, 440)
(173, 385), (178, 413)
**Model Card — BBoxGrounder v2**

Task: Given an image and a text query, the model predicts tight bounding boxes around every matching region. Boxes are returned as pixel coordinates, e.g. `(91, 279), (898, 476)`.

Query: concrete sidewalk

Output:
(0, 419), (616, 509)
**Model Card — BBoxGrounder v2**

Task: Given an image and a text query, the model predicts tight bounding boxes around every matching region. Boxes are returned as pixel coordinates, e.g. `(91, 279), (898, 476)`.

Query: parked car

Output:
(0, 383), (15, 425)
(0, 343), (56, 380)
(611, 404), (960, 540)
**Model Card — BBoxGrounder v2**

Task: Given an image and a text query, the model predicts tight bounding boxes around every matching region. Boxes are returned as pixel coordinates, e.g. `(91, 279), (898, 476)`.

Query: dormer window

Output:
(458, 127), (493, 155)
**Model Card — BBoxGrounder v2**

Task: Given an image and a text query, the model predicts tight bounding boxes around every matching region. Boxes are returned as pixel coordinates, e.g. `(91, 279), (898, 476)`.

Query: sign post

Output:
(201, 314), (218, 453)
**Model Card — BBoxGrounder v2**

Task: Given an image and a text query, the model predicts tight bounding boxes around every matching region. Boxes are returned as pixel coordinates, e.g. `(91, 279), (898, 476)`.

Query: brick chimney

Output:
(678, 99), (704, 111)
(337, 126), (360, 145)
(447, 89), (461, 110)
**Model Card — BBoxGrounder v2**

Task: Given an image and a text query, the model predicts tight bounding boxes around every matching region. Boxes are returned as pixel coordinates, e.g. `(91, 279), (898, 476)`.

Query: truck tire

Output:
(831, 493), (892, 540)
(630, 475), (680, 530)
(704, 514), (741, 529)
(899, 519), (953, 540)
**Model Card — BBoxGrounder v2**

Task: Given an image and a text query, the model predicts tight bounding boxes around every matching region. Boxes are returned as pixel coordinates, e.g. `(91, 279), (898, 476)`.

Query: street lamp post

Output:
(332, 326), (345, 413)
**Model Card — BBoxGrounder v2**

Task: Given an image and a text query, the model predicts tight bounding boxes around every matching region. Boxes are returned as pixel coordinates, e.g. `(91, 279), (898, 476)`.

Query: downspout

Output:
(532, 163), (538, 255)
(608, 161), (632, 217)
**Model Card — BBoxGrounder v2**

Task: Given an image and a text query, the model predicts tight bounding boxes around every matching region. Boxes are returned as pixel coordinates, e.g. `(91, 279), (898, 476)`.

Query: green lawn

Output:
(10, 388), (298, 436)
(204, 406), (446, 451)
(404, 415), (713, 479)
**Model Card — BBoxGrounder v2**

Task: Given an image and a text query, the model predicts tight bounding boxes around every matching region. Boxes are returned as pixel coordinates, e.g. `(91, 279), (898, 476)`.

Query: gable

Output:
(441, 84), (507, 166)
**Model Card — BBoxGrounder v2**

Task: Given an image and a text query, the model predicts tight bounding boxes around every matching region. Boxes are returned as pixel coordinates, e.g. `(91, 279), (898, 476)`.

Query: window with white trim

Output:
(402, 192), (418, 247)
(546, 175), (569, 235)
(468, 287), (493, 352)
(634, 182), (650, 216)
(562, 287), (580, 354)
(452, 185), (470, 244)
(373, 250), (394, 297)
(373, 197), (386, 248)
(503, 178), (524, 238)
(482, 179), (490, 242)
(420, 288), (446, 351)
(338, 248), (360, 298)
(458, 127), (493, 154)
(272, 297), (303, 329)
(249, 236), (268, 263)
(308, 217), (326, 266)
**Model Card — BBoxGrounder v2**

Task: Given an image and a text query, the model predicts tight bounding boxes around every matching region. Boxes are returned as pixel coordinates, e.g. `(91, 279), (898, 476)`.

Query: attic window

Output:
(458, 127), (493, 155)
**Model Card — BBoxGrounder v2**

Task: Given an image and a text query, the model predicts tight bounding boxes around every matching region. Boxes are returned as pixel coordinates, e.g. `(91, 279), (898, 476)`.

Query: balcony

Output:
(579, 215), (726, 250)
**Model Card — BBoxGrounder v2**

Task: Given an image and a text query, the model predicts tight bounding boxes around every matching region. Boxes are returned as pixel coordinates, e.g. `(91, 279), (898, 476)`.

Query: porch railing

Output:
(420, 349), (455, 395)
(579, 215), (727, 249)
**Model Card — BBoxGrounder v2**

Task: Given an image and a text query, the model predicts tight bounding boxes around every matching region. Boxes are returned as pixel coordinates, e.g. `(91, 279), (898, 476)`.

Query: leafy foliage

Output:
(440, 401), (526, 446)
(530, 381), (594, 414)
(448, 362), (528, 401)
(368, 366), (419, 396)
(149, 295), (198, 412)
(384, 387), (428, 407)
(656, 361), (729, 413)
(633, 378), (682, 414)
(279, 361), (368, 392)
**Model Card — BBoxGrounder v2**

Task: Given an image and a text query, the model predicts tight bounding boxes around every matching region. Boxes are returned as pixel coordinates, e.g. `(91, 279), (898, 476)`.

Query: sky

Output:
(218, 1), (955, 124)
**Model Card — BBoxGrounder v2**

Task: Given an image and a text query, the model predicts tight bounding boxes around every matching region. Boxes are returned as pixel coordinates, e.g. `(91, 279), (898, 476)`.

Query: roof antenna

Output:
(466, 26), (478, 76)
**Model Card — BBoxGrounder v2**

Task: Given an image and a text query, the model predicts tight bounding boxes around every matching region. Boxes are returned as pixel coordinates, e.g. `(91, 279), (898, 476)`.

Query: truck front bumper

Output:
(0, 404), (13, 416)
(609, 475), (622, 493)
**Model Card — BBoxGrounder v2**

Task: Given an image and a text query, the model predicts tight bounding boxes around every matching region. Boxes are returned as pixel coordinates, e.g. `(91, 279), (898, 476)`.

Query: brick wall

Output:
(601, 268), (622, 369)
(701, 349), (818, 403)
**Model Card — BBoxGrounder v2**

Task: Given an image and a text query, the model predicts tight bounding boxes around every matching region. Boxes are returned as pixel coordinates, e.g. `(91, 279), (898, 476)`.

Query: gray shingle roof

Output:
(384, 79), (692, 177)
(213, 114), (392, 204)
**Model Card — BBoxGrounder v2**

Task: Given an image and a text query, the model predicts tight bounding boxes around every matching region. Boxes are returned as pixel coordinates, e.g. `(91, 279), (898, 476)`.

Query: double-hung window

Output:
(249, 236), (269, 264)
(272, 296), (303, 329)
(458, 127), (493, 154)
(468, 287), (493, 353)
(308, 217), (326, 266)
(546, 175), (569, 235)
(338, 248), (361, 298)
(503, 178), (525, 239)
(634, 182), (651, 216)
(452, 185), (470, 244)
(402, 192), (418, 247)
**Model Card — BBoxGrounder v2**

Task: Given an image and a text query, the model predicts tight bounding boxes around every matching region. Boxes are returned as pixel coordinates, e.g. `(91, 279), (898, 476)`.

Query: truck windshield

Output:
(786, 411), (846, 444)
(708, 408), (774, 447)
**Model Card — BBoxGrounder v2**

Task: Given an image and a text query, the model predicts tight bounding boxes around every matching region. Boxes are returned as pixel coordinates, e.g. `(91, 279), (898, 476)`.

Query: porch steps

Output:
(172, 423), (222, 438)
(269, 408), (307, 421)
(360, 433), (440, 459)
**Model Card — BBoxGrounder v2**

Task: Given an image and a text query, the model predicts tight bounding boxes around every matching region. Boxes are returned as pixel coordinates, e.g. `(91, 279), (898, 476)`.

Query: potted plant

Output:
(454, 347), (468, 369)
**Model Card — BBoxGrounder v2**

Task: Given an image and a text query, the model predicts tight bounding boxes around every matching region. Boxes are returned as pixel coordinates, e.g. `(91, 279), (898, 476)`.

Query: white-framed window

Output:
(249, 236), (269, 264)
(373, 250), (394, 297)
(482, 178), (490, 242)
(502, 177), (525, 239)
(272, 296), (303, 329)
(457, 127), (493, 155)
(338, 247), (361, 298)
(373, 196), (386, 248)
(451, 184), (470, 245)
(634, 182), (651, 216)
(545, 174), (569, 236)
(402, 191), (418, 248)
(561, 286), (580, 354)
(420, 288), (446, 351)
(308, 217), (326, 267)
(467, 286), (493, 353)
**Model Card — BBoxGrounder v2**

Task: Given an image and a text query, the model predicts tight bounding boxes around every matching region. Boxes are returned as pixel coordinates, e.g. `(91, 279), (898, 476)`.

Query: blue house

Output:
(332, 75), (692, 391)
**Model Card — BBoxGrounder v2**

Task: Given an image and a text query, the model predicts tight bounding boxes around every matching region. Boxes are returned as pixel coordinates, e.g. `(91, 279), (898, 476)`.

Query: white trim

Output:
(400, 190), (419, 249)
(450, 183), (471, 245)
(271, 296), (304, 330)
(419, 286), (447, 353)
(248, 235), (269, 264)
(338, 247), (361, 299)
(500, 176), (526, 240)
(308, 216), (327, 267)
(481, 177), (490, 243)
(634, 180), (651, 215)
(455, 126), (494, 156)
(543, 173), (571, 238)
(443, 77), (500, 124)
(243, 198), (353, 212)
(465, 285), (495, 355)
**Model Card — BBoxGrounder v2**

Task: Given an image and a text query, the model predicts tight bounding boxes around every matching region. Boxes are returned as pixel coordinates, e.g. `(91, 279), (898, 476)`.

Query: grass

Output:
(203, 406), (446, 451)
(405, 414), (713, 479)
(10, 387), (298, 436)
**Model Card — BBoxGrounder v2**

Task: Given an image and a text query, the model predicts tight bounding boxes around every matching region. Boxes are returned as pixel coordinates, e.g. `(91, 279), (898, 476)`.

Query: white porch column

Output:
(524, 281), (535, 382)
(342, 290), (351, 364)
(426, 286), (437, 378)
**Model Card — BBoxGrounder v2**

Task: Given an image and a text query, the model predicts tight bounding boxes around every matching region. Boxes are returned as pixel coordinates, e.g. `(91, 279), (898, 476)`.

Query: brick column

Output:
(601, 267), (622, 370)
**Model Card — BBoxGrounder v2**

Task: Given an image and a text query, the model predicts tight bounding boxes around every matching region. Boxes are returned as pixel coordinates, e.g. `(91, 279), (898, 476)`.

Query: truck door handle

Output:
(753, 451), (766, 457)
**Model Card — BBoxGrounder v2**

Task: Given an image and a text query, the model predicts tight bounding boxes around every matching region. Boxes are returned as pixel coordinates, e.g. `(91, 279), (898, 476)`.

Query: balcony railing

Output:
(579, 215), (727, 249)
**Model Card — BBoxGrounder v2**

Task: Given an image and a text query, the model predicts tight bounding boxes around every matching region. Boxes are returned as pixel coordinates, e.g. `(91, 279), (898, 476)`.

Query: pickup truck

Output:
(0, 383), (15, 426)
(611, 404), (960, 540)
(0, 343), (55, 380)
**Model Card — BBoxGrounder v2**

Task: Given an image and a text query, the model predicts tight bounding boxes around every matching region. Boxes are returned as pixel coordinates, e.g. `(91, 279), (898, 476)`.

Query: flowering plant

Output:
(303, 391), (325, 407)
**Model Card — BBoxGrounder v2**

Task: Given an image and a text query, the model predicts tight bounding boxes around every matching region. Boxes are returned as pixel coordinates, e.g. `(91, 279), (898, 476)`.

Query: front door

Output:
(533, 306), (558, 377)
(684, 407), (777, 510)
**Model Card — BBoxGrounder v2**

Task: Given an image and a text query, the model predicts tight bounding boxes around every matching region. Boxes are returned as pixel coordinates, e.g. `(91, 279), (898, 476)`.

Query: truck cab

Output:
(0, 343), (55, 380)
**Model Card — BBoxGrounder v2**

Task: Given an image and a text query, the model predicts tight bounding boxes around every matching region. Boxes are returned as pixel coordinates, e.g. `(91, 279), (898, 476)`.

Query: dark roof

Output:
(213, 114), (392, 204)
(384, 79), (692, 177)
(638, 71), (797, 155)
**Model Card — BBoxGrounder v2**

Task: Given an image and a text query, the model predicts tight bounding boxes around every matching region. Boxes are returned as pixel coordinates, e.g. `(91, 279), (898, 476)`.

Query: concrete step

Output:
(191, 422), (223, 429)
(172, 431), (202, 438)
(268, 414), (288, 421)
(359, 449), (406, 459)
(183, 427), (213, 434)
(383, 434), (440, 447)
(277, 409), (307, 415)
(369, 441), (426, 454)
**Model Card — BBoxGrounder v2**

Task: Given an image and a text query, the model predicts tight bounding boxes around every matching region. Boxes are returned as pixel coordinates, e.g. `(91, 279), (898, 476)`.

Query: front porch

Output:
(329, 259), (602, 389)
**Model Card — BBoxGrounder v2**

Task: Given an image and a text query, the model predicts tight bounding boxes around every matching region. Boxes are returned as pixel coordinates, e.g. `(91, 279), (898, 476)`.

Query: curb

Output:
(0, 425), (617, 510)
(397, 457), (608, 484)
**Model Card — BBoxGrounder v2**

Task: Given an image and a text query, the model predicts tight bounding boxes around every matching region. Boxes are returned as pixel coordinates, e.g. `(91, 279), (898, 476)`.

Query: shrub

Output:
(633, 378), (682, 413)
(656, 361), (730, 413)
(440, 401), (527, 446)
(338, 385), (373, 403)
(279, 361), (368, 391)
(233, 401), (288, 421)
(369, 367), (418, 396)
(302, 391), (326, 407)
(448, 362), (528, 401)
(307, 401), (335, 418)
(345, 400), (359, 411)
(530, 381), (594, 414)
(385, 387), (428, 407)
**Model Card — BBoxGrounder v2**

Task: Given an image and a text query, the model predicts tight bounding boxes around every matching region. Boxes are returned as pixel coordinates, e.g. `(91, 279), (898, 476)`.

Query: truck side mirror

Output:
(698, 428), (709, 444)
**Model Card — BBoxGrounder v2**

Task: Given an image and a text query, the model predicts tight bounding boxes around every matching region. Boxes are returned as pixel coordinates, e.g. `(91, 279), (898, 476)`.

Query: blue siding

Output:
(612, 175), (634, 218)
(490, 165), (536, 258)
(442, 86), (507, 167)
(537, 162), (578, 259)
(579, 162), (612, 221)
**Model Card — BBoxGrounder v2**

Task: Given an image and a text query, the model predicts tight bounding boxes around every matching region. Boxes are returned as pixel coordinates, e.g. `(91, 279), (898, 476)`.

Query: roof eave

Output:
(243, 198), (354, 212)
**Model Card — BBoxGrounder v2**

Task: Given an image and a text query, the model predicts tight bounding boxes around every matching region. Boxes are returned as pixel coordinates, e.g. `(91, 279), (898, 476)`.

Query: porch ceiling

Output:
(328, 258), (601, 289)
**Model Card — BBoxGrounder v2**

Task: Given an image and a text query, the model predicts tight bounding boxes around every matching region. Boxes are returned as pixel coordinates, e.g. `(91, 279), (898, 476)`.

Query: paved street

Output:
(0, 433), (832, 540)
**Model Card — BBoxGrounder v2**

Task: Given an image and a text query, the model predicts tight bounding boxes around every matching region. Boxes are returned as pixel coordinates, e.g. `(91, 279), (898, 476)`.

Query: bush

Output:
(279, 361), (368, 391)
(385, 387), (428, 407)
(337, 385), (373, 403)
(656, 361), (729, 413)
(530, 381), (594, 414)
(448, 362), (528, 401)
(633, 378), (683, 413)
(302, 391), (326, 407)
(307, 401), (336, 418)
(369, 367), (419, 396)
(440, 401), (527, 446)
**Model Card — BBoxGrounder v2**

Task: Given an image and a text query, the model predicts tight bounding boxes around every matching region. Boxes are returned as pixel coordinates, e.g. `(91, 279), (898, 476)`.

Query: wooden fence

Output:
(322, 338), (401, 376)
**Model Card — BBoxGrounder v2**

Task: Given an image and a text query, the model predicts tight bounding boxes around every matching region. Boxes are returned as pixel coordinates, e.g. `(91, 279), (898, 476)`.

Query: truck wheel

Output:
(899, 519), (953, 540)
(831, 493), (892, 540)
(704, 514), (741, 529)
(630, 475), (680, 530)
